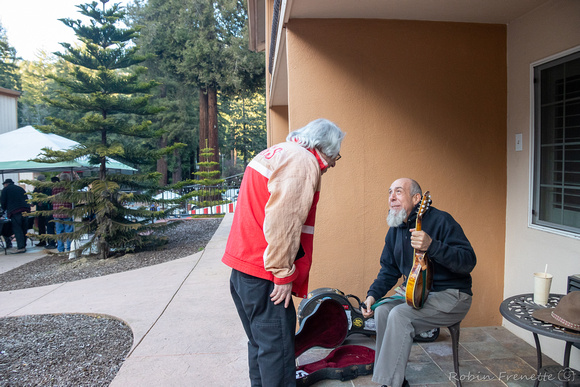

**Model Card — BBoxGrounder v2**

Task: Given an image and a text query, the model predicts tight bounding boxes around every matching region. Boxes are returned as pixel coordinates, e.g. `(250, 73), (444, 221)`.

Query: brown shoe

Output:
(11, 248), (26, 254)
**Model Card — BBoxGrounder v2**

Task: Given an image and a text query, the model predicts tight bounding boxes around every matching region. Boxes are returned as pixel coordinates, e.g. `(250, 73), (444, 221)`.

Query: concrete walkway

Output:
(1, 215), (553, 387)
(0, 213), (250, 386)
(0, 241), (50, 273)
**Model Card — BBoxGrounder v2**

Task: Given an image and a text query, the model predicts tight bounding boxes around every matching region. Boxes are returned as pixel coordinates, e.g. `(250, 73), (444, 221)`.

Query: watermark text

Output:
(448, 368), (575, 383)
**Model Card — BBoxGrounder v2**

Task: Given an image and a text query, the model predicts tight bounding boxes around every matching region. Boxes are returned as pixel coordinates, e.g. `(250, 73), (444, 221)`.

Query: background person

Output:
(362, 177), (476, 387)
(222, 118), (345, 387)
(0, 179), (31, 254)
(52, 173), (74, 253)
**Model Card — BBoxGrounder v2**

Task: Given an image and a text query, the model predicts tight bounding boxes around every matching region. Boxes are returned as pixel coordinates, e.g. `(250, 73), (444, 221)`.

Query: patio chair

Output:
(447, 321), (462, 387)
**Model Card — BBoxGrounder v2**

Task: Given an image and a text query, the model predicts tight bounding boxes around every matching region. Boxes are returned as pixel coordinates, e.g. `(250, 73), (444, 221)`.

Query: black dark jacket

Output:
(32, 185), (53, 211)
(1, 183), (30, 218)
(368, 204), (476, 299)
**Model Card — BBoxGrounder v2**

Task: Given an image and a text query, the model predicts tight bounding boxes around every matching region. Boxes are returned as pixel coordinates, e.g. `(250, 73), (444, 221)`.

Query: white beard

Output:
(387, 208), (408, 228)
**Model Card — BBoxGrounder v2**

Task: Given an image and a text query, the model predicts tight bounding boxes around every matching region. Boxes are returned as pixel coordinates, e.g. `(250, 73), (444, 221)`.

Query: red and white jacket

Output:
(222, 141), (328, 298)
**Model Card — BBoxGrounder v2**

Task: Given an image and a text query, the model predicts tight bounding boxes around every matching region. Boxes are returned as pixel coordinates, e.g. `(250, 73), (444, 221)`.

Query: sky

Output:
(0, 0), (130, 62)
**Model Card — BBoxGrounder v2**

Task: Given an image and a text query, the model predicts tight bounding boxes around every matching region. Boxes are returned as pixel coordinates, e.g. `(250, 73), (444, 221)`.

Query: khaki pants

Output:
(372, 289), (472, 387)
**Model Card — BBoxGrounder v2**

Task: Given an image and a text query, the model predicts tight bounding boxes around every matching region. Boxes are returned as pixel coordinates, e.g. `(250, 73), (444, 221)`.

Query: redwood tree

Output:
(132, 0), (264, 171)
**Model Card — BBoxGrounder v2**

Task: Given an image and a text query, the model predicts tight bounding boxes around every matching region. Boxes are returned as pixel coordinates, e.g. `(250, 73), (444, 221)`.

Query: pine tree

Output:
(0, 22), (21, 91)
(191, 141), (227, 213)
(34, 0), (182, 259)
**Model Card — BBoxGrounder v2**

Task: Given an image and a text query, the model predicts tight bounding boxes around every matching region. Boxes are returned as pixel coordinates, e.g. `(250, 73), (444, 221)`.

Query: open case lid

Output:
(295, 298), (349, 357)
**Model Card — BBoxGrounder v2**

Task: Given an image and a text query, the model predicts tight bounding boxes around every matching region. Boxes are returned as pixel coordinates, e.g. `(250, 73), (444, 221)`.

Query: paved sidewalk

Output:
(2, 215), (543, 387)
(0, 241), (50, 273)
(0, 213), (250, 386)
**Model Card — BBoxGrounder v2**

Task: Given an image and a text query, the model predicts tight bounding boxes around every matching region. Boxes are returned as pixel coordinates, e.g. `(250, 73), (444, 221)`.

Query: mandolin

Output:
(405, 191), (433, 309)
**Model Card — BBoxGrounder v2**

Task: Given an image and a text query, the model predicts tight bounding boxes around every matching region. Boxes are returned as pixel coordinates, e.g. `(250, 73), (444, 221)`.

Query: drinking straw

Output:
(544, 264), (548, 277)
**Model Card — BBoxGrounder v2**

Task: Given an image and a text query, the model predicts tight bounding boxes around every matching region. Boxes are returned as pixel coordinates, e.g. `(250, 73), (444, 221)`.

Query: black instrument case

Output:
(295, 297), (375, 386)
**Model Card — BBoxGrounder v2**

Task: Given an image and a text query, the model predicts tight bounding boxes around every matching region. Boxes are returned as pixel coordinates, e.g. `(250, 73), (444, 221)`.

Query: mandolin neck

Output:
(415, 217), (422, 232)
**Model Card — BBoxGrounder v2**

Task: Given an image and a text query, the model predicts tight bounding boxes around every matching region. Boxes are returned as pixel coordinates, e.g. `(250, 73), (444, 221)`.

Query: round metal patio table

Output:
(500, 293), (580, 387)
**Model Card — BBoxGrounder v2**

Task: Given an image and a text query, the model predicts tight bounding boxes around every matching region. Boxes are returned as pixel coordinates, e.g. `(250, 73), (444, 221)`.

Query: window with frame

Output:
(532, 50), (580, 235)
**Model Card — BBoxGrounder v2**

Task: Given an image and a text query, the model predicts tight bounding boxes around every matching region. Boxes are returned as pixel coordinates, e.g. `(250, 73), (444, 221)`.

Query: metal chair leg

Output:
(448, 322), (462, 387)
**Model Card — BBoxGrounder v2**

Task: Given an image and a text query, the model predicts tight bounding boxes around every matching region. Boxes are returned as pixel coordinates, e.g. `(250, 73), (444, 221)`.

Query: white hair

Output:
(286, 118), (345, 158)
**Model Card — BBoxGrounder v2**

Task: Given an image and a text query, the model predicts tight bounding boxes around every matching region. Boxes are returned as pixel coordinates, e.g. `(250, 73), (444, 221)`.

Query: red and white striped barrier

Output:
(191, 201), (237, 215)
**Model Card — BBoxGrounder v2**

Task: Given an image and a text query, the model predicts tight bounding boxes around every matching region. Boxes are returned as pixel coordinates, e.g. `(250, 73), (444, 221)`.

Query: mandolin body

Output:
(405, 252), (433, 308)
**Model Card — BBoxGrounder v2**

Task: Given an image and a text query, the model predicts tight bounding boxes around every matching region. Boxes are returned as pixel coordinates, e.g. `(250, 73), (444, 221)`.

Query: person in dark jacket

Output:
(0, 179), (31, 254)
(362, 178), (476, 387)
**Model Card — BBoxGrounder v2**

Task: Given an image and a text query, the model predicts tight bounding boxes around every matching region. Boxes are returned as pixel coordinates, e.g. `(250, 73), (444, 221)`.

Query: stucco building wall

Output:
(506, 0), (580, 367)
(273, 19), (507, 327)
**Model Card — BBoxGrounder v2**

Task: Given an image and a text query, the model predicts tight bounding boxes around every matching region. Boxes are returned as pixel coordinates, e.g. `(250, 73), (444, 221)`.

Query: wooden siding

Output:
(0, 88), (20, 135)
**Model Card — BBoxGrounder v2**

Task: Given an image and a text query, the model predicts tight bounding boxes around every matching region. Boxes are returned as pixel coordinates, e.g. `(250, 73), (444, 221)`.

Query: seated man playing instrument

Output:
(362, 178), (476, 387)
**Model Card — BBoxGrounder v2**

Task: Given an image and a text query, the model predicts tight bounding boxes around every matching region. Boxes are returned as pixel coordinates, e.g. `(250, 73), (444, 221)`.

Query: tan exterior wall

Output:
(276, 19), (507, 327)
(268, 105), (289, 145)
(506, 0), (580, 368)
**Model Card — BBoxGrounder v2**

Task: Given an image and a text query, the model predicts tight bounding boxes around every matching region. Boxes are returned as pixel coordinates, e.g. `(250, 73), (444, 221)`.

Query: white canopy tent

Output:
(0, 126), (137, 180)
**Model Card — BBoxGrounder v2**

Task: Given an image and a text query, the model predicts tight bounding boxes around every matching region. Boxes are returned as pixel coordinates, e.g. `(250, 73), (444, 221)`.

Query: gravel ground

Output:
(0, 217), (222, 386)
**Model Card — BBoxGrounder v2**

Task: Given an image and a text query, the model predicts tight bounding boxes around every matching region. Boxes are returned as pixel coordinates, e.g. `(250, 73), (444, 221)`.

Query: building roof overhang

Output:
(250, 0), (551, 106)
(0, 87), (21, 99)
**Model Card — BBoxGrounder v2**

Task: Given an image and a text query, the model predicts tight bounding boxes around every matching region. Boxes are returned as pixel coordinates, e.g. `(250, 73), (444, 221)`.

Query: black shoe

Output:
(11, 248), (26, 254)
(36, 241), (46, 247)
(44, 244), (57, 249)
(381, 380), (409, 387)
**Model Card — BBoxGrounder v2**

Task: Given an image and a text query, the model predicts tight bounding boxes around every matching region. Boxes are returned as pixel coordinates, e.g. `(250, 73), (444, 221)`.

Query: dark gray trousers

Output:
(10, 212), (28, 250)
(372, 289), (472, 387)
(230, 269), (297, 387)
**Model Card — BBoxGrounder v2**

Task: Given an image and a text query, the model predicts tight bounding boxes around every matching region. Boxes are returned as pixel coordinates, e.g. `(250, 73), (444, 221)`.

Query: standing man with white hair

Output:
(223, 118), (346, 387)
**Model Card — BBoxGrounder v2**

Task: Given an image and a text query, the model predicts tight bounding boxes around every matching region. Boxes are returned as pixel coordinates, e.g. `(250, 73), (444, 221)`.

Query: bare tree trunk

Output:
(156, 84), (168, 186)
(157, 135), (168, 186)
(100, 129), (107, 180)
(173, 147), (182, 183)
(190, 151), (196, 179)
(199, 88), (209, 159)
(208, 86), (219, 167)
(97, 238), (109, 260)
